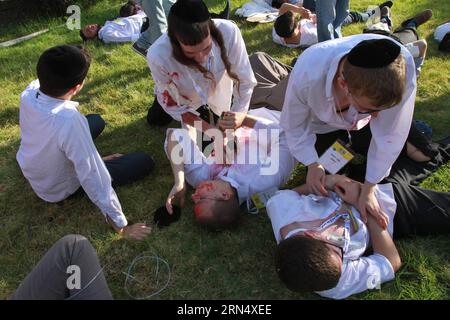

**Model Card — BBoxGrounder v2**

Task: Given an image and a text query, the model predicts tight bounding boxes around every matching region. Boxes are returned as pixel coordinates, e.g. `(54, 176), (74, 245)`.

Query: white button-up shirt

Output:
(98, 10), (146, 43)
(164, 108), (297, 204)
(16, 80), (127, 228)
(147, 19), (257, 121)
(267, 184), (397, 299)
(280, 34), (417, 183)
(272, 19), (318, 48)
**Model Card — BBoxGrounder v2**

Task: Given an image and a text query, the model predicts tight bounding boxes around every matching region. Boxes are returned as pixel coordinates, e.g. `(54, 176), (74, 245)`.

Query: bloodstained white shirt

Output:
(148, 19), (257, 121)
(164, 108), (297, 204)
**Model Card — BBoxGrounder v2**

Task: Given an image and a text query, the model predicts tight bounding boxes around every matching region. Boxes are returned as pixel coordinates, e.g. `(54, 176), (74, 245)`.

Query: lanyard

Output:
(337, 107), (353, 147)
(316, 211), (352, 253)
(283, 202), (358, 253)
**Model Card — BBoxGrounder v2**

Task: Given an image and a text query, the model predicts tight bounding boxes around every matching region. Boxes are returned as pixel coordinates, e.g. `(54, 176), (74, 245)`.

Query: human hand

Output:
(218, 112), (246, 130)
(328, 174), (362, 206)
(358, 182), (389, 229)
(121, 223), (151, 240)
(306, 163), (328, 196)
(166, 182), (186, 214)
(299, 7), (311, 19)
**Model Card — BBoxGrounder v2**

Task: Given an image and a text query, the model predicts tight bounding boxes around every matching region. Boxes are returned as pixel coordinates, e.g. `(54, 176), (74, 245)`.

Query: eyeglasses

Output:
(342, 73), (389, 114)
(346, 90), (379, 114)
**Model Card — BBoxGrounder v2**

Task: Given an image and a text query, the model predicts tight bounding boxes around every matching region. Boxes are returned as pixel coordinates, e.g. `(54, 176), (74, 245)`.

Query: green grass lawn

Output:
(0, 0), (449, 300)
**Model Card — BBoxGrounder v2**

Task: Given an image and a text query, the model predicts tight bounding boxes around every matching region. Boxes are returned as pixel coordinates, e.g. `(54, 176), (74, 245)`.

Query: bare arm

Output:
(165, 130), (187, 214)
(366, 215), (401, 272)
(292, 184), (312, 195)
(241, 112), (271, 128)
(293, 175), (337, 195)
(279, 3), (311, 18)
(106, 216), (151, 240)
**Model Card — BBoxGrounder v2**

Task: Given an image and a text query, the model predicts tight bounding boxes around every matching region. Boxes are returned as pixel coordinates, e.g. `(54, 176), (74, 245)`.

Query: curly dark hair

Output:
(275, 235), (341, 292)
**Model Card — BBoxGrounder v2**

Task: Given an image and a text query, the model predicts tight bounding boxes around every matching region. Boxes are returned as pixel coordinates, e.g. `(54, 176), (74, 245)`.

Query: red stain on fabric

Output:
(162, 90), (177, 107)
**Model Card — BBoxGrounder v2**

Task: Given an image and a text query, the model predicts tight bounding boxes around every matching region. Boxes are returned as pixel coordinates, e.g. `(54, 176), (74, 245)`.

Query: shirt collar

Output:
(36, 89), (79, 110)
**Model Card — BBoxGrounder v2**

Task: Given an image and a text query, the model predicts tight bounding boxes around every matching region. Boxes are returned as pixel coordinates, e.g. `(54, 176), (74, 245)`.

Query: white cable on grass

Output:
(0, 24), (66, 48)
(1, 1), (128, 48)
(63, 251), (171, 300)
(123, 252), (171, 300)
(65, 266), (107, 300)
(0, 29), (50, 47)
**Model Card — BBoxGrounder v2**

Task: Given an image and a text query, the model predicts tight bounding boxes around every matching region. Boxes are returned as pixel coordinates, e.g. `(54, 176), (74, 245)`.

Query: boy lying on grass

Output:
(164, 107), (297, 229)
(268, 133), (450, 298)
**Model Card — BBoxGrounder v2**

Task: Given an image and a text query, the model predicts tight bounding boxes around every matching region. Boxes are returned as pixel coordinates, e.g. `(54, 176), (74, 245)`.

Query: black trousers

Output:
(85, 114), (154, 186)
(146, 100), (218, 152)
(146, 98), (173, 127)
(364, 25), (419, 46)
(387, 151), (450, 238)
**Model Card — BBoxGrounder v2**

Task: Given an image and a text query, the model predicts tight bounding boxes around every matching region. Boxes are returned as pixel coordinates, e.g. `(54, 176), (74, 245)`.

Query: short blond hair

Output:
(343, 54), (406, 109)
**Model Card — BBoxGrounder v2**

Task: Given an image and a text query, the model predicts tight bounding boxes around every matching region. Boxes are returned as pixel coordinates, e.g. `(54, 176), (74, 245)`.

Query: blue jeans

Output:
(315, 0), (349, 42)
(136, 0), (176, 50)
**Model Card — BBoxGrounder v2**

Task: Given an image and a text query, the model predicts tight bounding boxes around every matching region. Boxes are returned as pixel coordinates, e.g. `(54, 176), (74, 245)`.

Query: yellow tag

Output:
(251, 193), (266, 209)
(331, 141), (354, 161)
(318, 140), (355, 174)
(113, 18), (126, 26)
(348, 208), (359, 233)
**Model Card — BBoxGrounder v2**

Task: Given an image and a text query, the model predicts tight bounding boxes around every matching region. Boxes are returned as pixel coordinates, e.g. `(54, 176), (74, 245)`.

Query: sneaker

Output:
(381, 6), (390, 18)
(438, 32), (450, 52)
(132, 42), (148, 58)
(380, 6), (392, 28)
(413, 9), (433, 27)
(401, 9), (433, 28)
(378, 1), (393, 10)
(413, 120), (432, 140)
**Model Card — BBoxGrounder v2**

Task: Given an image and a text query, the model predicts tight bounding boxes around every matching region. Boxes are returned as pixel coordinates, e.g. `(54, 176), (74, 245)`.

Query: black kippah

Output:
(37, 45), (89, 90)
(347, 39), (401, 68)
(153, 205), (181, 228)
(170, 0), (210, 23)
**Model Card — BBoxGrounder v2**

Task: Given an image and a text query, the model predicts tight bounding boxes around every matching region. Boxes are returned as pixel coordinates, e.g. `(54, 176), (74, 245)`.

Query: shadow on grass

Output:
(0, 107), (19, 128)
(414, 92), (450, 139)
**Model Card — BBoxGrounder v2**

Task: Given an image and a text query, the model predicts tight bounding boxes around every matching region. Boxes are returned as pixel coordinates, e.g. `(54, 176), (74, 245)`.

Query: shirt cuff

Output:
(295, 146), (319, 166)
(105, 211), (128, 229)
(368, 253), (396, 286)
(365, 167), (391, 184)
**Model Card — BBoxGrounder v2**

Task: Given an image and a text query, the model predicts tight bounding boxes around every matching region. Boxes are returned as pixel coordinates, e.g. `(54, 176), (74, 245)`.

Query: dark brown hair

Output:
(195, 191), (240, 230)
(37, 45), (91, 97)
(119, 0), (138, 17)
(274, 11), (297, 38)
(275, 236), (341, 292)
(168, 14), (240, 90)
(343, 54), (406, 109)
